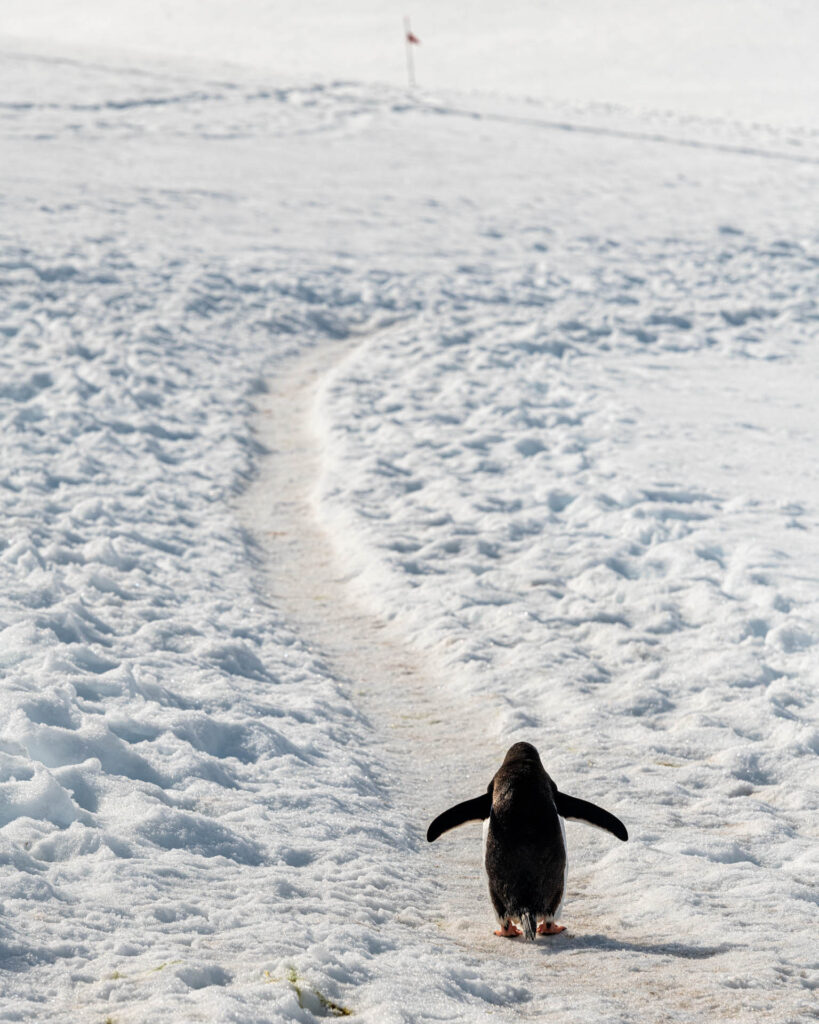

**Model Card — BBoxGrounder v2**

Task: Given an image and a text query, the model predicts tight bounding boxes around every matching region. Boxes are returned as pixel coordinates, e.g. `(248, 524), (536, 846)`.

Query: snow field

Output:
(0, 35), (818, 1024)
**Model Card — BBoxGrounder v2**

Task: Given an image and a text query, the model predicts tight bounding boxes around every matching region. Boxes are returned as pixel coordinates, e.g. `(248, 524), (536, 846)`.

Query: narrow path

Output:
(239, 332), (507, 941)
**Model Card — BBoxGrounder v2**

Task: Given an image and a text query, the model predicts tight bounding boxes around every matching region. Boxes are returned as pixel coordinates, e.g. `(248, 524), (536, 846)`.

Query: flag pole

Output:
(404, 16), (416, 89)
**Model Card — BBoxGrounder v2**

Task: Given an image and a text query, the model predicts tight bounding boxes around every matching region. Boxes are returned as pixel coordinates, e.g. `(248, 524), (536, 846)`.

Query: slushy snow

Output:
(0, 4), (817, 1022)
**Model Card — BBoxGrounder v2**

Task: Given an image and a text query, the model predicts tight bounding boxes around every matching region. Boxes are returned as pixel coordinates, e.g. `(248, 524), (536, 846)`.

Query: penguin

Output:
(427, 742), (627, 940)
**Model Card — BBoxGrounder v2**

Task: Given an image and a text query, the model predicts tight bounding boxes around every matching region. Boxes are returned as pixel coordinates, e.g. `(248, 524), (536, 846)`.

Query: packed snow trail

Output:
(240, 333), (505, 921)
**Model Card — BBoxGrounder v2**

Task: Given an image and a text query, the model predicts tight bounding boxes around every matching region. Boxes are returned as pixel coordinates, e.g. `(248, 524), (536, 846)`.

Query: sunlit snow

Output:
(0, 4), (817, 1023)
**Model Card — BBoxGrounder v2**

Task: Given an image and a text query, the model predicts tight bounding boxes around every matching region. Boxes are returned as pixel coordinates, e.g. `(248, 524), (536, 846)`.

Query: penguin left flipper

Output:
(554, 792), (629, 842)
(427, 791), (492, 843)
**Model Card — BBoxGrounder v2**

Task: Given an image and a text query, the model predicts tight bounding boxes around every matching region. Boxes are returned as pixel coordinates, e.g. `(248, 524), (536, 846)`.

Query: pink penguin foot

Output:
(494, 921), (523, 938)
(537, 922), (566, 935)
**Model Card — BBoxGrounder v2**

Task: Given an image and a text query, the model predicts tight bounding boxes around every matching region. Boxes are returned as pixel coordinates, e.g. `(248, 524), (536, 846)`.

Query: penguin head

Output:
(500, 742), (545, 769)
(492, 742), (555, 818)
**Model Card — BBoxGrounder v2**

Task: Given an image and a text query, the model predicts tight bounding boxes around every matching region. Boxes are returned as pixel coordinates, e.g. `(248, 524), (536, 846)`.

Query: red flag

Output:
(406, 30), (420, 44)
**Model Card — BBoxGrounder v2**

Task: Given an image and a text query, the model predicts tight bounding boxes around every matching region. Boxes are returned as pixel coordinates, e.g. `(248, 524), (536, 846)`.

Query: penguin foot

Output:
(493, 922), (523, 938)
(537, 922), (566, 935)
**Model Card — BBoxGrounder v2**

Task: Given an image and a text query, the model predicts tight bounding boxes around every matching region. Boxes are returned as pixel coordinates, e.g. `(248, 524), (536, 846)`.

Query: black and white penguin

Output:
(427, 741), (628, 940)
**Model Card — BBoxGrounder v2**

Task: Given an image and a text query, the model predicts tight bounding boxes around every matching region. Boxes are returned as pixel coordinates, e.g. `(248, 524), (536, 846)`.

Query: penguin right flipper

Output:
(427, 792), (492, 842)
(554, 792), (628, 842)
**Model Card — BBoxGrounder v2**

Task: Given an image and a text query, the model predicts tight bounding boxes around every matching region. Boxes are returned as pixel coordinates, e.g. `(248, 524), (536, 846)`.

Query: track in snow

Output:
(241, 330), (506, 930)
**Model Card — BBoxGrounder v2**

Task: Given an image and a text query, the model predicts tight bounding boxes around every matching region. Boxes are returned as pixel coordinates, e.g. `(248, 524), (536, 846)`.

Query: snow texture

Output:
(0, 5), (818, 1022)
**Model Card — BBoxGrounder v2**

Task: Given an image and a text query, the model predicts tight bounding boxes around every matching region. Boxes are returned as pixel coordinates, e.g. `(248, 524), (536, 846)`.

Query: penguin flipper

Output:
(427, 793), (491, 842)
(554, 792), (628, 842)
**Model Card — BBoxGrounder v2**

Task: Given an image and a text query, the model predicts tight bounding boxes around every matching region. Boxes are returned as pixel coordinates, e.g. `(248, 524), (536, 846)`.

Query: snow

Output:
(1, 4), (818, 1022)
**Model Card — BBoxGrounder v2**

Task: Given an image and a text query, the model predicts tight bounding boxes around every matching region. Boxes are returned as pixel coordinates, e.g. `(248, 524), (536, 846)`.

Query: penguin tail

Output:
(520, 911), (537, 942)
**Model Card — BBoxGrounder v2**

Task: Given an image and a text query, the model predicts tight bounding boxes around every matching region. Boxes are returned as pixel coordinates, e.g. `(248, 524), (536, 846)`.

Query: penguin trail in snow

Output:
(427, 742), (628, 940)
